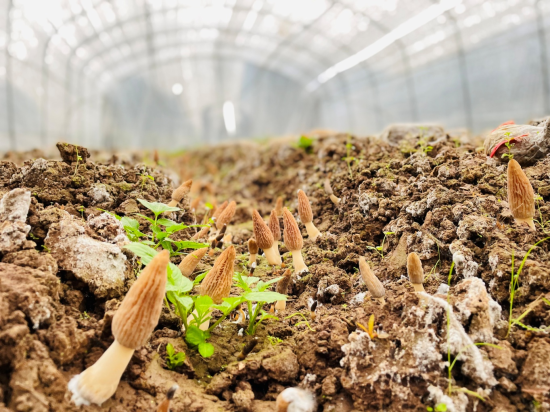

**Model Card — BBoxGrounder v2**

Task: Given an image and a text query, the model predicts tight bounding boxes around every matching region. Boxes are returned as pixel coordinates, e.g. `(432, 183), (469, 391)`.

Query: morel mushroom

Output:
(168, 180), (192, 207)
(252, 209), (282, 266)
(269, 209), (281, 242)
(282, 208), (308, 274)
(324, 178), (341, 205)
(507, 159), (535, 230)
(212, 200), (228, 221)
(275, 269), (292, 311)
(248, 238), (259, 266)
(275, 196), (284, 217)
(407, 252), (425, 293)
(192, 225), (210, 240)
(276, 387), (316, 412)
(68, 250), (170, 406)
(297, 190), (321, 240)
(359, 257), (385, 302)
(178, 247), (208, 277)
(216, 200), (236, 231)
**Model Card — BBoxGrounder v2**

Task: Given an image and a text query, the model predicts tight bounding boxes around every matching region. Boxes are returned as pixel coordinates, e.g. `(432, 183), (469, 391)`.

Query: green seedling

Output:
(73, 145), (83, 178)
(418, 126), (434, 154)
(366, 231), (395, 258)
(506, 237), (550, 337)
(296, 135), (314, 153)
(342, 136), (359, 179)
(501, 132), (515, 160)
(427, 404), (447, 412)
(140, 171), (155, 194)
(285, 312), (315, 332)
(165, 343), (186, 370)
(534, 192), (550, 234)
(267, 335), (283, 346)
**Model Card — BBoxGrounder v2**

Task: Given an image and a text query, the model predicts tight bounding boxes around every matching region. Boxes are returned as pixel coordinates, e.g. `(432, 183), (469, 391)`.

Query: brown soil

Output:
(1, 130), (550, 412)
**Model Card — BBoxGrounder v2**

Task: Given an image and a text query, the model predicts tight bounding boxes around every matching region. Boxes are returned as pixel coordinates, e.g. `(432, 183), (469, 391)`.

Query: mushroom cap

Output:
(276, 269), (293, 295)
(252, 209), (275, 250)
(359, 257), (385, 298)
(297, 190), (313, 224)
(407, 252), (424, 285)
(269, 209), (281, 241)
(190, 196), (201, 210)
(275, 196), (284, 217)
(507, 159), (535, 220)
(216, 201), (236, 230)
(112, 250), (170, 349)
(248, 238), (259, 255)
(191, 226), (210, 240)
(282, 208), (303, 251)
(179, 247), (208, 277)
(172, 180), (192, 202)
(199, 245), (236, 304)
(212, 200), (228, 220)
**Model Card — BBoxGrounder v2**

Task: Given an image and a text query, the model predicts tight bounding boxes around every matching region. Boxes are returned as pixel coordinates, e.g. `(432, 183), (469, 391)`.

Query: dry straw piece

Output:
(169, 179), (192, 207)
(275, 196), (284, 217)
(252, 209), (282, 265)
(359, 257), (385, 301)
(507, 159), (536, 230)
(276, 387), (316, 412)
(269, 209), (281, 241)
(248, 238), (259, 266)
(216, 200), (236, 230)
(69, 251), (170, 406)
(297, 190), (321, 240)
(407, 252), (425, 292)
(275, 269), (293, 311)
(282, 208), (308, 274)
(178, 247), (208, 277)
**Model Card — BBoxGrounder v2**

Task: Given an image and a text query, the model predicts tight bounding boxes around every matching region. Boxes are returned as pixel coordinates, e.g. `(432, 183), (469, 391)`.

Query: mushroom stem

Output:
(516, 217), (536, 231)
(168, 200), (178, 207)
(412, 283), (425, 293)
(68, 340), (135, 406)
(329, 194), (341, 205)
(263, 244), (282, 266)
(274, 300), (286, 311)
(290, 250), (308, 274)
(304, 221), (321, 240)
(249, 253), (257, 266)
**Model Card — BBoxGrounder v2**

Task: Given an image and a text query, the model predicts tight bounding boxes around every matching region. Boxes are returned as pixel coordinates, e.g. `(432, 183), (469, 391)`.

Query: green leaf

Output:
(166, 223), (187, 234)
(124, 242), (158, 265)
(121, 216), (140, 230)
(166, 264), (193, 293)
(244, 291), (287, 303)
(185, 325), (206, 347)
(194, 295), (214, 316)
(172, 240), (210, 250)
(256, 277), (282, 292)
(204, 202), (213, 210)
(212, 297), (245, 315)
(166, 343), (175, 357)
(198, 342), (215, 358)
(193, 271), (208, 285)
(137, 199), (180, 216)
(167, 292), (193, 314)
(157, 218), (179, 227)
(135, 213), (155, 224)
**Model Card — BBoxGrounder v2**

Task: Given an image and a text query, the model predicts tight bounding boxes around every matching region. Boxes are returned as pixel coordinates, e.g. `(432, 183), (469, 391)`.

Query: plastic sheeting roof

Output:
(1, 0), (549, 150)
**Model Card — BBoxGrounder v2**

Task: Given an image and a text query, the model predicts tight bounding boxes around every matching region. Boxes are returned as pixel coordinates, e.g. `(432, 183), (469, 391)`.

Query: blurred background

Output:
(0, 0), (549, 152)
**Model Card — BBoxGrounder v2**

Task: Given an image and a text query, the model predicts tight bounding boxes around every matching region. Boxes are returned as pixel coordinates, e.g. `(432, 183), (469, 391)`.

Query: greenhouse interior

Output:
(2, 0), (550, 411)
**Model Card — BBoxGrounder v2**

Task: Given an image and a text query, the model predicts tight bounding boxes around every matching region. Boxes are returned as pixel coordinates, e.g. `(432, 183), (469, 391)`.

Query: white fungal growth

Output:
(420, 293), (497, 387)
(436, 284), (450, 295)
(358, 191), (378, 215)
(324, 284), (340, 295)
(350, 292), (366, 306)
(427, 385), (468, 412)
(412, 330), (442, 372)
(87, 184), (111, 205)
(451, 250), (478, 278)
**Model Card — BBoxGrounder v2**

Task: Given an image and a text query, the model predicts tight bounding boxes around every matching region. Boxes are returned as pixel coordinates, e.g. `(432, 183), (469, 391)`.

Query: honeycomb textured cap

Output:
(276, 269), (292, 295)
(252, 209), (274, 249)
(199, 245), (236, 304)
(269, 209), (281, 241)
(275, 196), (284, 217)
(248, 238), (259, 254)
(212, 200), (228, 220)
(282, 208), (303, 251)
(172, 180), (192, 202)
(297, 190), (313, 224)
(507, 159), (535, 220)
(112, 250), (169, 348)
(179, 247), (208, 276)
(216, 200), (236, 230)
(407, 252), (424, 285)
(359, 257), (385, 298)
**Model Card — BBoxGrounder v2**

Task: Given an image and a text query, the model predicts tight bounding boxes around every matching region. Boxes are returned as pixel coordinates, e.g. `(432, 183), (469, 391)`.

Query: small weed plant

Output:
(139, 171), (155, 194)
(534, 193), (550, 234)
(426, 404), (447, 412)
(506, 237), (550, 337)
(73, 145), (83, 178)
(342, 136), (359, 179)
(501, 132), (514, 160)
(296, 135), (313, 153)
(267, 336), (283, 346)
(165, 343), (186, 370)
(367, 231), (395, 258)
